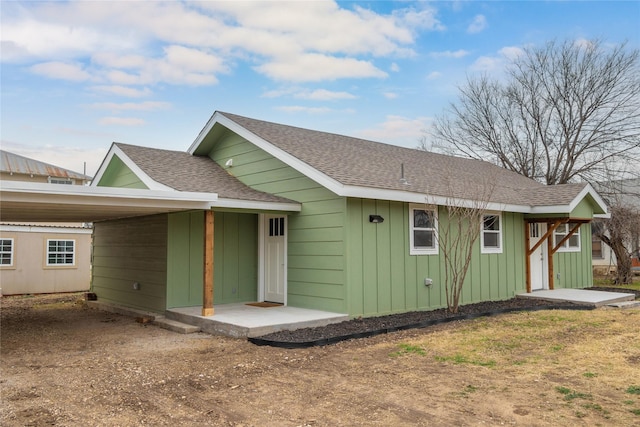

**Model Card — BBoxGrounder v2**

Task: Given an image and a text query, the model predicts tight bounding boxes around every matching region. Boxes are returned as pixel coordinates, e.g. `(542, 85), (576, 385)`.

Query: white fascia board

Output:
(594, 212), (612, 219)
(528, 205), (571, 214)
(90, 144), (173, 191)
(339, 184), (530, 213)
(1, 181), (218, 208)
(213, 198), (302, 212)
(189, 113), (347, 192)
(569, 183), (608, 214)
(0, 224), (93, 234)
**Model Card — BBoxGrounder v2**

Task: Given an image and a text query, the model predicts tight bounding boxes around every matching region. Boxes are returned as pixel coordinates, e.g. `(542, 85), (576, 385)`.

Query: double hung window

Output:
(481, 214), (502, 254)
(47, 239), (75, 266)
(0, 239), (14, 266)
(409, 205), (438, 255)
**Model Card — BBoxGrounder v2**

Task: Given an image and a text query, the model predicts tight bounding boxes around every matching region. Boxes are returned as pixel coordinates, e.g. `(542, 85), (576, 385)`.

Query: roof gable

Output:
(189, 111), (608, 215)
(92, 142), (299, 210)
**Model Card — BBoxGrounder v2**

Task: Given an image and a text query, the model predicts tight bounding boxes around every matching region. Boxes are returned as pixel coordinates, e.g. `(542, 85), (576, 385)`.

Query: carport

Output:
(0, 181), (218, 223)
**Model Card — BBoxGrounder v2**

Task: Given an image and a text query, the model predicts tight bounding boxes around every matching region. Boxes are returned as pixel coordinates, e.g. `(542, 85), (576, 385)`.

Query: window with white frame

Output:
(554, 222), (581, 252)
(409, 205), (438, 255)
(481, 214), (502, 253)
(0, 239), (14, 266)
(47, 239), (75, 266)
(48, 177), (74, 185)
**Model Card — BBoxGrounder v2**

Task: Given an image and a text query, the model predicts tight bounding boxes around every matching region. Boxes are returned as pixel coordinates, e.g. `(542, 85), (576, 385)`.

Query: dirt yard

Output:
(2, 294), (639, 426)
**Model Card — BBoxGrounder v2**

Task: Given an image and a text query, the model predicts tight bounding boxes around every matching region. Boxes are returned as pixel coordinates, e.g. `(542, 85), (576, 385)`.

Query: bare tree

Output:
(426, 175), (496, 313)
(428, 39), (640, 284)
(429, 39), (640, 185)
(593, 179), (640, 284)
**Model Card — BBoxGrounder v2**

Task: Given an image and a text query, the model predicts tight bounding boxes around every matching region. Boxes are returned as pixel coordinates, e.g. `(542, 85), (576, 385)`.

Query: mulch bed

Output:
(250, 286), (637, 348)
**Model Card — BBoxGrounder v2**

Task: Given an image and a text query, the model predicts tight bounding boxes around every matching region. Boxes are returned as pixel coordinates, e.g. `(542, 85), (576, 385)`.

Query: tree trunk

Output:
(611, 241), (633, 284)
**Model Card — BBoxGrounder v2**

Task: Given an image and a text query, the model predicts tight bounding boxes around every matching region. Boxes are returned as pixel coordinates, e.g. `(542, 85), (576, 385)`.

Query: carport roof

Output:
(0, 181), (219, 223)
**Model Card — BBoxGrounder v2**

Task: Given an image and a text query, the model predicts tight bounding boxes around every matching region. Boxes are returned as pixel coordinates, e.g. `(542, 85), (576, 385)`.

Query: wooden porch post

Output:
(547, 226), (555, 290)
(202, 210), (214, 316)
(525, 220), (532, 293)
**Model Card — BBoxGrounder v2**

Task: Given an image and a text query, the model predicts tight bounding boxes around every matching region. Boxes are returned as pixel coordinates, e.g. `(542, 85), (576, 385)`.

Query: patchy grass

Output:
(593, 274), (640, 291)
(395, 308), (640, 424)
(390, 343), (427, 357)
(434, 354), (496, 367)
(627, 385), (640, 395)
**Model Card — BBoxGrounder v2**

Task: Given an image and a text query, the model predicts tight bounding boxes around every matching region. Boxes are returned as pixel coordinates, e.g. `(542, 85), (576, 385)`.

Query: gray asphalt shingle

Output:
(219, 112), (587, 208)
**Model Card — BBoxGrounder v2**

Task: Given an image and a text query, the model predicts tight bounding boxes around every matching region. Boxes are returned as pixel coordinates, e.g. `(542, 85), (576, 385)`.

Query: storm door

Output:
(263, 215), (286, 303)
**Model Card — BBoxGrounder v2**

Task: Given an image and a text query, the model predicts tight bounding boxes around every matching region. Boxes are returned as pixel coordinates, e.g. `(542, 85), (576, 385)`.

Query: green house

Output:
(90, 111), (608, 318)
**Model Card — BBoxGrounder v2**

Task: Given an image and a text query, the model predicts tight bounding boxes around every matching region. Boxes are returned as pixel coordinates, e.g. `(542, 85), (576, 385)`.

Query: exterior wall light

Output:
(369, 215), (384, 223)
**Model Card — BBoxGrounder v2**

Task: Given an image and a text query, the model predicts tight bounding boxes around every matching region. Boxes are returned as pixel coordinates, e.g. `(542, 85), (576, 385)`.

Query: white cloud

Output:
(98, 117), (146, 126)
(498, 46), (525, 60)
(470, 46), (525, 72)
(2, 1), (438, 86)
(29, 61), (92, 82)
(276, 106), (333, 114)
(90, 101), (171, 112)
(383, 92), (398, 99)
(356, 115), (432, 147)
(390, 62), (400, 72)
(295, 89), (357, 101)
(467, 15), (487, 34)
(426, 71), (442, 80)
(90, 85), (152, 98)
(256, 54), (388, 82)
(429, 50), (469, 59)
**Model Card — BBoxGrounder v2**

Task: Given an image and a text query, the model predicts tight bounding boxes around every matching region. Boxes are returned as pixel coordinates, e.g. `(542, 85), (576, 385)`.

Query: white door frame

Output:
(258, 214), (287, 304)
(529, 222), (549, 291)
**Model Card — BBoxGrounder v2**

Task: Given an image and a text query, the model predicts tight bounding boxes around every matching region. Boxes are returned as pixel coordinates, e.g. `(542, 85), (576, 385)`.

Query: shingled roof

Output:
(212, 112), (591, 209)
(114, 143), (295, 205)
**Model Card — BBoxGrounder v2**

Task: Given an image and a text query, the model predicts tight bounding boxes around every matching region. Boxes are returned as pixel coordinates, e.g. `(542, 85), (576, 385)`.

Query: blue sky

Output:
(1, 1), (639, 176)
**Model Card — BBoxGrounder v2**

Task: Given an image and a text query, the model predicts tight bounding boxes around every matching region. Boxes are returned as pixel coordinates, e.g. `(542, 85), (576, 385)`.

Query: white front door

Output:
(264, 215), (286, 303)
(529, 223), (548, 291)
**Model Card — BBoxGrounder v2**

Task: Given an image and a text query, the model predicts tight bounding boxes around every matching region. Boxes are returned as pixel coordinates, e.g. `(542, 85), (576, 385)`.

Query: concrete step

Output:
(607, 300), (640, 309)
(153, 317), (201, 334)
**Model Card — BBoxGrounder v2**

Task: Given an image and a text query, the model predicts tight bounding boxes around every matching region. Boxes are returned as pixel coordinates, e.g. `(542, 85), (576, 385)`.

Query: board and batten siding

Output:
(553, 224), (594, 289)
(207, 130), (347, 313)
(92, 214), (167, 313)
(166, 210), (258, 308)
(96, 155), (147, 189)
(346, 199), (527, 318)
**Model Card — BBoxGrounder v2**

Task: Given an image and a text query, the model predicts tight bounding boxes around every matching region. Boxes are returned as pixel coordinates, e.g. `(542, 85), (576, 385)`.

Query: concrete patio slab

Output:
(166, 303), (349, 338)
(518, 288), (635, 307)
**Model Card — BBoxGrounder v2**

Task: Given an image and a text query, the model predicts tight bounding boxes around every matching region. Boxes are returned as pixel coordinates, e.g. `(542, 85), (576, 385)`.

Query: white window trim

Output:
(554, 223), (581, 253)
(0, 238), (14, 267)
(481, 213), (503, 254)
(46, 239), (76, 266)
(409, 204), (438, 255)
(48, 177), (74, 185)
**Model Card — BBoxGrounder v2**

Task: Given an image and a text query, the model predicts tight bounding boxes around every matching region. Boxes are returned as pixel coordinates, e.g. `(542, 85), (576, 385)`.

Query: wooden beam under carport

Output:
(202, 210), (214, 316)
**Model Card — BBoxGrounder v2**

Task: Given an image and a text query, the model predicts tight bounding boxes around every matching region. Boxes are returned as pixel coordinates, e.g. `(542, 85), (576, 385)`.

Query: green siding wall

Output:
(208, 130), (347, 313)
(213, 211), (259, 304)
(570, 198), (594, 219)
(96, 155), (147, 189)
(92, 214), (167, 313)
(166, 210), (259, 308)
(167, 211), (204, 308)
(553, 224), (593, 289)
(346, 200), (528, 317)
